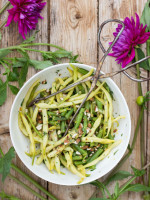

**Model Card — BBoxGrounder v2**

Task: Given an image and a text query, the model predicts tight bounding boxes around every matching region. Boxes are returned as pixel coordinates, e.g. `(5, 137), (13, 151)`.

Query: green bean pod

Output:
(96, 98), (103, 110)
(71, 144), (87, 157)
(74, 108), (85, 130)
(86, 148), (103, 164)
(83, 115), (88, 136)
(72, 155), (83, 161)
(97, 129), (103, 138)
(52, 116), (66, 121)
(60, 121), (66, 133)
(65, 108), (74, 119)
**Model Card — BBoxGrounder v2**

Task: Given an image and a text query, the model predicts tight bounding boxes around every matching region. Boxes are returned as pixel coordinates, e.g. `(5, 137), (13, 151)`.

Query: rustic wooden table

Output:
(0, 0), (150, 199)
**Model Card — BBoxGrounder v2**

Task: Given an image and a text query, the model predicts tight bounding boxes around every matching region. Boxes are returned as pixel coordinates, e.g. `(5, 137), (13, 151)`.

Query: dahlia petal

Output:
(124, 48), (135, 67)
(6, 0), (46, 39)
(5, 14), (14, 26)
(135, 13), (140, 29)
(122, 57), (129, 68)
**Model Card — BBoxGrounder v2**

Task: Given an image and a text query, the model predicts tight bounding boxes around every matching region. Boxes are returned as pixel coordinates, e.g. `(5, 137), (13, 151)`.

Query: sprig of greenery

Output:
(90, 165), (150, 200)
(0, 191), (20, 200)
(0, 31), (78, 106)
(0, 147), (58, 200)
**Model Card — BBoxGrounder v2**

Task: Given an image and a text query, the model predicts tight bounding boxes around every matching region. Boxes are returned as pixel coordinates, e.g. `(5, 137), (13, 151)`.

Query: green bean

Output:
(90, 103), (93, 116)
(61, 110), (68, 117)
(85, 101), (90, 111)
(52, 116), (66, 121)
(26, 114), (43, 138)
(89, 165), (96, 170)
(80, 142), (86, 147)
(74, 108), (85, 130)
(90, 142), (95, 147)
(71, 144), (87, 157)
(65, 108), (74, 119)
(83, 115), (88, 136)
(58, 134), (62, 139)
(97, 129), (103, 138)
(78, 68), (89, 75)
(73, 152), (76, 157)
(86, 148), (103, 164)
(40, 91), (47, 98)
(47, 111), (57, 116)
(78, 84), (85, 94)
(72, 155), (83, 161)
(27, 83), (39, 105)
(108, 133), (114, 140)
(74, 161), (83, 166)
(60, 121), (66, 133)
(91, 117), (98, 121)
(48, 121), (58, 126)
(96, 98), (103, 110)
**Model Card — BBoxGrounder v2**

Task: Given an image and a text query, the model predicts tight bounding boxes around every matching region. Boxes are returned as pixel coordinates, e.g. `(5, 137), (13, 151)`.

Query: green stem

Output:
(0, 2), (10, 14)
(0, 148), (4, 157)
(146, 40), (150, 66)
(8, 174), (47, 200)
(119, 177), (136, 195)
(89, 106), (145, 199)
(0, 43), (65, 51)
(106, 106), (144, 183)
(135, 47), (146, 187)
(11, 164), (58, 200)
(90, 106), (144, 199)
(0, 19), (7, 30)
(21, 47), (45, 53)
(135, 48), (143, 96)
(20, 43), (65, 50)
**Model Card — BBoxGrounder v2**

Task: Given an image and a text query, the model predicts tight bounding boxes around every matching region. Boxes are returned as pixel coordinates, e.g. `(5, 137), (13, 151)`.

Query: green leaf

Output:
(105, 170), (133, 185)
(0, 147), (15, 182)
(12, 57), (27, 68)
(69, 54), (79, 63)
(0, 78), (3, 85)
(141, 0), (150, 31)
(131, 166), (145, 177)
(114, 182), (119, 198)
(22, 30), (39, 44)
(136, 48), (150, 71)
(52, 50), (72, 58)
(8, 84), (19, 95)
(8, 71), (18, 82)
(18, 61), (29, 88)
(0, 191), (20, 200)
(0, 81), (7, 106)
(17, 49), (29, 60)
(30, 59), (53, 69)
(124, 184), (150, 193)
(17, 50), (29, 88)
(90, 181), (111, 199)
(0, 49), (11, 59)
(89, 198), (108, 200)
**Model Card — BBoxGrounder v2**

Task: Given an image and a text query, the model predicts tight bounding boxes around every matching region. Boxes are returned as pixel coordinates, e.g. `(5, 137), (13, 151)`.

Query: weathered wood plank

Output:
(0, 1), (48, 199)
(48, 0), (98, 199)
(98, 0), (148, 200)
(0, 0), (149, 200)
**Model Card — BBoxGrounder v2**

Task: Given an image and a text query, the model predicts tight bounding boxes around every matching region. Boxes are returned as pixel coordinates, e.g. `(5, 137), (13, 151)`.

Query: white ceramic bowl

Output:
(9, 63), (131, 185)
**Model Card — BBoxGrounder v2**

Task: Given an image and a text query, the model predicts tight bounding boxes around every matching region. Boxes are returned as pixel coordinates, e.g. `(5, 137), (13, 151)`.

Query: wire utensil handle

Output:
(63, 19), (125, 136)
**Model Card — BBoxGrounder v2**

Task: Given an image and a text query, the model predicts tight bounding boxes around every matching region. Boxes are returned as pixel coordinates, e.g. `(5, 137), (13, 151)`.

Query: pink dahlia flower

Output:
(109, 13), (150, 68)
(5, 0), (46, 39)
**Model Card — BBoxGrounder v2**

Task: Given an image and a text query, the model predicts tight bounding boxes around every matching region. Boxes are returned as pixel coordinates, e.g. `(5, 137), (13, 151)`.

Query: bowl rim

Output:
(9, 63), (131, 186)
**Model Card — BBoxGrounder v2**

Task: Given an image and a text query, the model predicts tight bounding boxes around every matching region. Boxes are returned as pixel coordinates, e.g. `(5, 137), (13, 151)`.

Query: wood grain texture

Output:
(48, 1), (97, 199)
(0, 1), (48, 199)
(0, 0), (149, 199)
